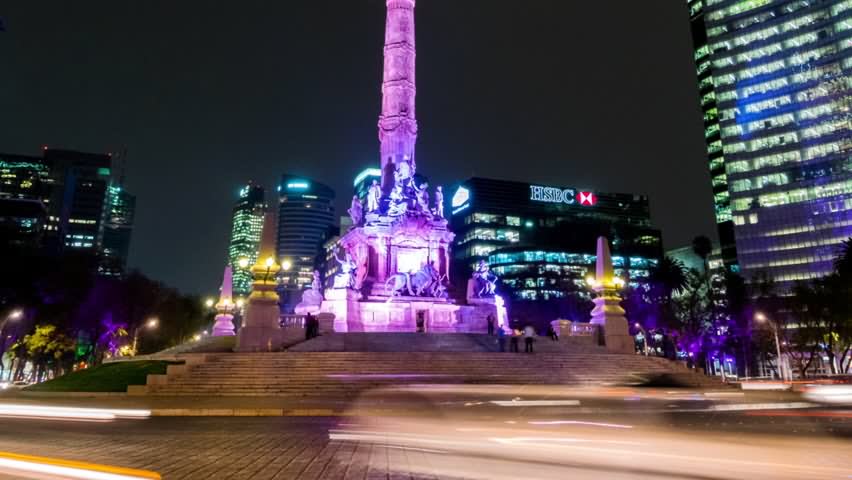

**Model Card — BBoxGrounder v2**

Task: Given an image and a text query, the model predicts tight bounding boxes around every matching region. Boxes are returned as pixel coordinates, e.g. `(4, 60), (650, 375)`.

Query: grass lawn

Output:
(24, 360), (179, 393)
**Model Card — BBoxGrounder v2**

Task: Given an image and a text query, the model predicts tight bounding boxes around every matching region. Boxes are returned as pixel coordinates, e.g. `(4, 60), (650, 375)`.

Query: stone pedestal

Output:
(590, 295), (633, 354)
(321, 289), (363, 333)
(236, 296), (282, 352)
(212, 313), (235, 337)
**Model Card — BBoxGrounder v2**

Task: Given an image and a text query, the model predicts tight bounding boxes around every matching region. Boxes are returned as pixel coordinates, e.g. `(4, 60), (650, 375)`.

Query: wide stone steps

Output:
(145, 350), (718, 396)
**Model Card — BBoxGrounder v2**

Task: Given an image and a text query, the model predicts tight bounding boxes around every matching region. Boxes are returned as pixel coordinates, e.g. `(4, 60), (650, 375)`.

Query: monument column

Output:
(236, 212), (283, 352)
(589, 237), (633, 354)
(378, 0), (418, 195)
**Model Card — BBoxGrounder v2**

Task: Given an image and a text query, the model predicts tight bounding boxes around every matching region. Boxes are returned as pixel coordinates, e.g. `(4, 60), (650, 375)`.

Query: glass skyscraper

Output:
(99, 184), (136, 276)
(276, 175), (335, 312)
(227, 182), (266, 297)
(688, 0), (852, 290)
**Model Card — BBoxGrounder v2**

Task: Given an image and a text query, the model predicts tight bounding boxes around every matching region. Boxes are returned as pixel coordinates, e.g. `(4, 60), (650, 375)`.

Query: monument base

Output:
(320, 292), (503, 333)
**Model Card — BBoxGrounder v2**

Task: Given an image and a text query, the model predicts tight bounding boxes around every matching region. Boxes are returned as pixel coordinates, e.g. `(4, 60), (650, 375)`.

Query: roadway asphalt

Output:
(0, 386), (849, 479)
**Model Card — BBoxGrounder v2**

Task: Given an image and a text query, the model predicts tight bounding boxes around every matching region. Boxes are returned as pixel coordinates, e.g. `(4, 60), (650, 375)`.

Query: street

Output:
(0, 386), (850, 479)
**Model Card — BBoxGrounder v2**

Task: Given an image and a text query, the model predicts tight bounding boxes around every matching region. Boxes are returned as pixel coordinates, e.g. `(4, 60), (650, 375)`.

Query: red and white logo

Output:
(578, 192), (597, 206)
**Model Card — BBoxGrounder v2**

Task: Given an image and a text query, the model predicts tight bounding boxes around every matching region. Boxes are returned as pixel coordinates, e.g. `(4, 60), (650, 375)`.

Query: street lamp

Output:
(0, 308), (23, 331)
(281, 259), (292, 271)
(204, 298), (215, 308)
(132, 317), (159, 355)
(755, 312), (787, 381)
(238, 258), (249, 269)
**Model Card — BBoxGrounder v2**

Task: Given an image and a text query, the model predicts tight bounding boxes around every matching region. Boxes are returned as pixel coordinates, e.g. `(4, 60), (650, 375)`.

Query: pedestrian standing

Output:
(547, 324), (558, 342)
(510, 329), (520, 353)
(486, 314), (495, 335)
(305, 313), (314, 340)
(497, 327), (506, 352)
(523, 325), (536, 353)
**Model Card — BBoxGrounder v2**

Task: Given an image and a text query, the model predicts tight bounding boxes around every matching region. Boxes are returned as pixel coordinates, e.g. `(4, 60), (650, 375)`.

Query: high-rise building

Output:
(42, 148), (113, 255)
(99, 184), (136, 276)
(687, 0), (852, 290)
(276, 175), (335, 312)
(449, 178), (663, 301)
(227, 183), (266, 297)
(0, 148), (137, 274)
(0, 153), (52, 202)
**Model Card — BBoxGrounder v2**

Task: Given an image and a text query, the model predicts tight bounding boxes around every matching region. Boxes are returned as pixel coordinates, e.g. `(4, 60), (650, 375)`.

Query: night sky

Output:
(0, 1), (715, 295)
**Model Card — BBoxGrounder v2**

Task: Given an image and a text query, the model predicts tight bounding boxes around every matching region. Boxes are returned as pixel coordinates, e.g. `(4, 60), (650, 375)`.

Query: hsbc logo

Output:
(578, 191), (597, 206)
(530, 185), (596, 207)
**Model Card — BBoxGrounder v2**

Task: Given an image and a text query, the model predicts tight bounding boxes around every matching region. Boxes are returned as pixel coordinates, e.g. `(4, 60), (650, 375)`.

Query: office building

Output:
(227, 182), (266, 296)
(0, 198), (47, 249)
(99, 184), (136, 276)
(276, 175), (335, 312)
(687, 0), (852, 289)
(449, 177), (663, 301)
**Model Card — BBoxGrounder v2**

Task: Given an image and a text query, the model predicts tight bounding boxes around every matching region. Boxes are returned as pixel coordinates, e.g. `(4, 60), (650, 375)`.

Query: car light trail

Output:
(489, 400), (580, 407)
(0, 451), (160, 480)
(528, 420), (633, 429)
(0, 404), (151, 421)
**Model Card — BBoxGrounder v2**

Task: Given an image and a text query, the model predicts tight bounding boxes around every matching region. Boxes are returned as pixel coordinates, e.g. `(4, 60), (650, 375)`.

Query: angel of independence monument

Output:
(313, 0), (505, 333)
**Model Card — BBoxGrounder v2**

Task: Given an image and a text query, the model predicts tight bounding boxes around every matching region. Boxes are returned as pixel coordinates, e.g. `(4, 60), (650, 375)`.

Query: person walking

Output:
(497, 327), (506, 352)
(523, 325), (536, 353)
(486, 314), (495, 335)
(510, 329), (520, 353)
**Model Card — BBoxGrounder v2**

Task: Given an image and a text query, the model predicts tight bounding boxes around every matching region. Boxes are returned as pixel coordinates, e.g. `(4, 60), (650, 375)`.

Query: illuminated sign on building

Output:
(451, 186), (470, 215)
(286, 182), (309, 190)
(530, 185), (596, 206)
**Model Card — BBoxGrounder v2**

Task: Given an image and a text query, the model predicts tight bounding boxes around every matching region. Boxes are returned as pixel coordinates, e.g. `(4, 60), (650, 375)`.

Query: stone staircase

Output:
(142, 338), (721, 396)
(287, 332), (603, 353)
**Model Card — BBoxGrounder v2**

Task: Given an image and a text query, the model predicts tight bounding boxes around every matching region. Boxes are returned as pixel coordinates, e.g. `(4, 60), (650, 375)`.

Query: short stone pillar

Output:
(321, 288), (362, 332)
(588, 237), (633, 354)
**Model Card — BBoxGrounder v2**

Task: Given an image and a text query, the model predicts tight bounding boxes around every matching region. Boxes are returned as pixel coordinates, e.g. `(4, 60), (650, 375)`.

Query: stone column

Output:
(236, 212), (283, 352)
(589, 237), (633, 354)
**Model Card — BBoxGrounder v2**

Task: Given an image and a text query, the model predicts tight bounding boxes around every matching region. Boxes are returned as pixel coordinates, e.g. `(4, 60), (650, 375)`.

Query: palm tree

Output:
(649, 257), (688, 301)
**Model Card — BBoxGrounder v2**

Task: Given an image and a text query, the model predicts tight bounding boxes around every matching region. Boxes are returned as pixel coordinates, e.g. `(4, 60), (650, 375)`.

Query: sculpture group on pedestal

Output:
(471, 260), (499, 297)
(295, 270), (324, 314)
(385, 262), (448, 300)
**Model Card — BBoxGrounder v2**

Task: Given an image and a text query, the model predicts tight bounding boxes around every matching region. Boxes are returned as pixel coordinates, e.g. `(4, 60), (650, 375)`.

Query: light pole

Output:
(132, 317), (159, 355)
(755, 312), (786, 381)
(1, 309), (23, 381)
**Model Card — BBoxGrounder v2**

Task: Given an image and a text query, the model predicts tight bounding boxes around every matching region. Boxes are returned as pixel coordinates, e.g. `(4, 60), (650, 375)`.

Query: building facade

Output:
(227, 183), (266, 297)
(688, 0), (852, 289)
(449, 177), (663, 301)
(276, 175), (335, 312)
(99, 184), (136, 276)
(0, 148), (137, 274)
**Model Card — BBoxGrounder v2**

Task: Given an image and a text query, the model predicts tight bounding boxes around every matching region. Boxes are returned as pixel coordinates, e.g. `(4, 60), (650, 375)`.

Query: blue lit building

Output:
(449, 177), (663, 301)
(276, 175), (335, 312)
(688, 0), (852, 290)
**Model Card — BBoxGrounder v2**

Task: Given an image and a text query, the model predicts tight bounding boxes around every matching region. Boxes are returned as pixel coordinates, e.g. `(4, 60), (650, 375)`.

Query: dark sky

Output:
(0, 1), (716, 295)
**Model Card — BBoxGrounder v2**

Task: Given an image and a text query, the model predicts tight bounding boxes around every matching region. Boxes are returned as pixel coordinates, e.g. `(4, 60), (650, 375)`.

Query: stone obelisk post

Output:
(589, 236), (633, 354)
(236, 212), (282, 352)
(378, 0), (418, 195)
(212, 266), (236, 337)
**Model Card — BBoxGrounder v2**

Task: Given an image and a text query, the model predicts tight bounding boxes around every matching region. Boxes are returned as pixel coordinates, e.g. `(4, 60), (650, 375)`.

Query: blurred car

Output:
(802, 384), (852, 405)
(0, 380), (30, 390)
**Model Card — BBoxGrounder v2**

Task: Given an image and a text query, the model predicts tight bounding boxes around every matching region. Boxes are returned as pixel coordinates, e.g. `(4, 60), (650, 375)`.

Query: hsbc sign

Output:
(530, 185), (596, 206)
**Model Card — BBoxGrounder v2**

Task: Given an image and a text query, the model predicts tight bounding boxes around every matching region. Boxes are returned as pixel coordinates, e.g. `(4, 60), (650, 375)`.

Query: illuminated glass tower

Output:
(227, 183), (266, 296)
(688, 0), (852, 290)
(276, 175), (335, 312)
(99, 184), (136, 276)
